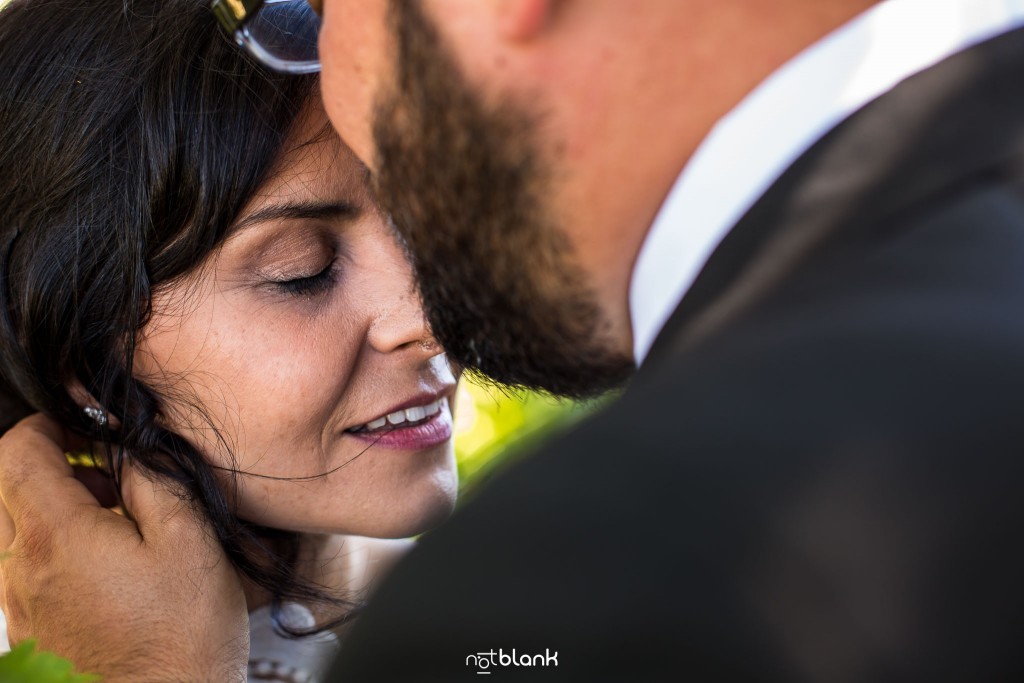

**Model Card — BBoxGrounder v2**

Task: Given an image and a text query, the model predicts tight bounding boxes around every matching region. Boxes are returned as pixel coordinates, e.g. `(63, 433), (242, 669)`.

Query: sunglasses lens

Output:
(243, 0), (321, 72)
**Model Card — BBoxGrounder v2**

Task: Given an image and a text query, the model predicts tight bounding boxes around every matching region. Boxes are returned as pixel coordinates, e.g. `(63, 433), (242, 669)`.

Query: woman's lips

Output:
(347, 398), (453, 451)
(350, 396), (447, 432)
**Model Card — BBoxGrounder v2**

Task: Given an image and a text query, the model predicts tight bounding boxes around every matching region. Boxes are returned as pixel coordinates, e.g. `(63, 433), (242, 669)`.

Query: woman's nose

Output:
(366, 291), (441, 358)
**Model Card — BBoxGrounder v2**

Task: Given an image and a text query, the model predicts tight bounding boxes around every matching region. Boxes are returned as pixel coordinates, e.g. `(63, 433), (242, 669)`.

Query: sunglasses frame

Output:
(211, 0), (322, 74)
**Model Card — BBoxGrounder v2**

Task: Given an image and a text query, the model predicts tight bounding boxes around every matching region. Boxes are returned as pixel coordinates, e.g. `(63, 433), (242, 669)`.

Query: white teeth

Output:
(353, 398), (447, 433)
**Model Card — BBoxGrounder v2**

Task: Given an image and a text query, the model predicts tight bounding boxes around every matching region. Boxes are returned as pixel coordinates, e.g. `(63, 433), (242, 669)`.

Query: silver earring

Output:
(83, 406), (108, 427)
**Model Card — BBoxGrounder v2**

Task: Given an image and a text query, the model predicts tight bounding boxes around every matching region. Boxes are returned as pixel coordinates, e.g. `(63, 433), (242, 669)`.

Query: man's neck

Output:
(559, 0), (878, 353)
(629, 0), (1024, 361)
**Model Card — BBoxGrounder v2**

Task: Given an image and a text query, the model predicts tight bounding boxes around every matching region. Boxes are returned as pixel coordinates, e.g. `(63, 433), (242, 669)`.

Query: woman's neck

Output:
(243, 531), (347, 612)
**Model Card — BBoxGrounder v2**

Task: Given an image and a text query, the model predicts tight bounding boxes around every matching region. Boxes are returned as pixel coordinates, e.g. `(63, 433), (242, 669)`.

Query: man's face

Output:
(320, 1), (634, 397)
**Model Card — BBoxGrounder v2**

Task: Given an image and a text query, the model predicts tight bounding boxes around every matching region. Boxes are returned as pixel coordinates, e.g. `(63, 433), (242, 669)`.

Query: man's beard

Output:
(370, 0), (635, 399)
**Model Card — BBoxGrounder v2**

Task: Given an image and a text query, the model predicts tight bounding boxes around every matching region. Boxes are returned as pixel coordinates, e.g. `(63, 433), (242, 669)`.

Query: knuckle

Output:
(0, 451), (30, 494)
(0, 423), (43, 466)
(159, 501), (206, 541)
(12, 518), (58, 567)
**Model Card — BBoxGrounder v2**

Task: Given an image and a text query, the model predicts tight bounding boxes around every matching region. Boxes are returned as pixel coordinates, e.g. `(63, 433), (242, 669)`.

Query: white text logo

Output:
(466, 649), (559, 675)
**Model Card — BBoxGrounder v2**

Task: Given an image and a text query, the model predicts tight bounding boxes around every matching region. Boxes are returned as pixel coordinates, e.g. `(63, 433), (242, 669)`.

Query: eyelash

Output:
(272, 259), (339, 298)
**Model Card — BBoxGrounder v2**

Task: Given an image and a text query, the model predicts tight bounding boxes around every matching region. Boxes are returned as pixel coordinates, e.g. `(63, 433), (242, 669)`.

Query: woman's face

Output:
(134, 106), (458, 538)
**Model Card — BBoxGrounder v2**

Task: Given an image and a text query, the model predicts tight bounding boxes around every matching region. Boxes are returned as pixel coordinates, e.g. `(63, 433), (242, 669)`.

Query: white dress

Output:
(246, 602), (340, 683)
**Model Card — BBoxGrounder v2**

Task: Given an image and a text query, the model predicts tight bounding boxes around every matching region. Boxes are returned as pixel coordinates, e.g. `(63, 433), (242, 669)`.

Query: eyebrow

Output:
(230, 200), (360, 235)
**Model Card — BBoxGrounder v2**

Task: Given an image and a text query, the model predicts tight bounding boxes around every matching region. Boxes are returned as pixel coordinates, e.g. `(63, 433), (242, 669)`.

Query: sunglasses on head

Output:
(211, 0), (321, 74)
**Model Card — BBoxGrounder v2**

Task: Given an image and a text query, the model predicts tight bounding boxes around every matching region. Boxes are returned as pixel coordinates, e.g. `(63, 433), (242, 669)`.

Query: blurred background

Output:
(452, 378), (603, 503)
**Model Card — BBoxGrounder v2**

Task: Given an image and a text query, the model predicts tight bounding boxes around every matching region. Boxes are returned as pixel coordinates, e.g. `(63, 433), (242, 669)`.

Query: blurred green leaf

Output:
(0, 641), (100, 683)
(453, 375), (611, 501)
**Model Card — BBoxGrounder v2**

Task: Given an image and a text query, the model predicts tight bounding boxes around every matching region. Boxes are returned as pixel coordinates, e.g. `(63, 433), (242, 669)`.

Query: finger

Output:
(120, 462), (203, 545)
(0, 566), (7, 618)
(0, 414), (101, 525)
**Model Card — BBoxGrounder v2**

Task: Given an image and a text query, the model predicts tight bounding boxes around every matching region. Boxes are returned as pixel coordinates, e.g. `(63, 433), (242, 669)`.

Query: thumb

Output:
(120, 461), (202, 545)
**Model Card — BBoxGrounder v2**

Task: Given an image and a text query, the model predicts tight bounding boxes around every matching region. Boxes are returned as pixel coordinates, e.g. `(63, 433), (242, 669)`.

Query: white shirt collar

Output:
(629, 0), (1024, 364)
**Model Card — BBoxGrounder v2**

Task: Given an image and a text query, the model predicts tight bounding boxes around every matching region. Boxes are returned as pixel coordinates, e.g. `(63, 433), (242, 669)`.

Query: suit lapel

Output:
(645, 27), (1024, 365)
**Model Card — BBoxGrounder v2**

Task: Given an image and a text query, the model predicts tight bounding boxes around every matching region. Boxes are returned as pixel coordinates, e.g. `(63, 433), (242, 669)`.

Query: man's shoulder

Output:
(332, 178), (1024, 681)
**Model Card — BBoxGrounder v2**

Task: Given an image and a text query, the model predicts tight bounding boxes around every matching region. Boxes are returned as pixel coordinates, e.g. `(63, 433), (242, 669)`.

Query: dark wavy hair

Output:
(0, 0), (352, 634)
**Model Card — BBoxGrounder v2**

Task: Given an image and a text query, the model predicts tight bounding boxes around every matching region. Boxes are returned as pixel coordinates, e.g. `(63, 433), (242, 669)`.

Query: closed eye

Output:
(272, 258), (339, 297)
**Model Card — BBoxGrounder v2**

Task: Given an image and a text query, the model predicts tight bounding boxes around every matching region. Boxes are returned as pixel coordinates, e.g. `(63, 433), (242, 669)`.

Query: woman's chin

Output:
(365, 460), (460, 538)
(354, 488), (458, 539)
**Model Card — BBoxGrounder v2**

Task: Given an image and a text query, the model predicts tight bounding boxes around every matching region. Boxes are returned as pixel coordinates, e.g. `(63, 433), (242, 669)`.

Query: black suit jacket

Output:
(329, 28), (1024, 681)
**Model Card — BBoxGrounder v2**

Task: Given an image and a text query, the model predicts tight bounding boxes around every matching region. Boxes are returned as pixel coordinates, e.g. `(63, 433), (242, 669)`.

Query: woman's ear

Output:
(495, 0), (553, 41)
(66, 379), (122, 430)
